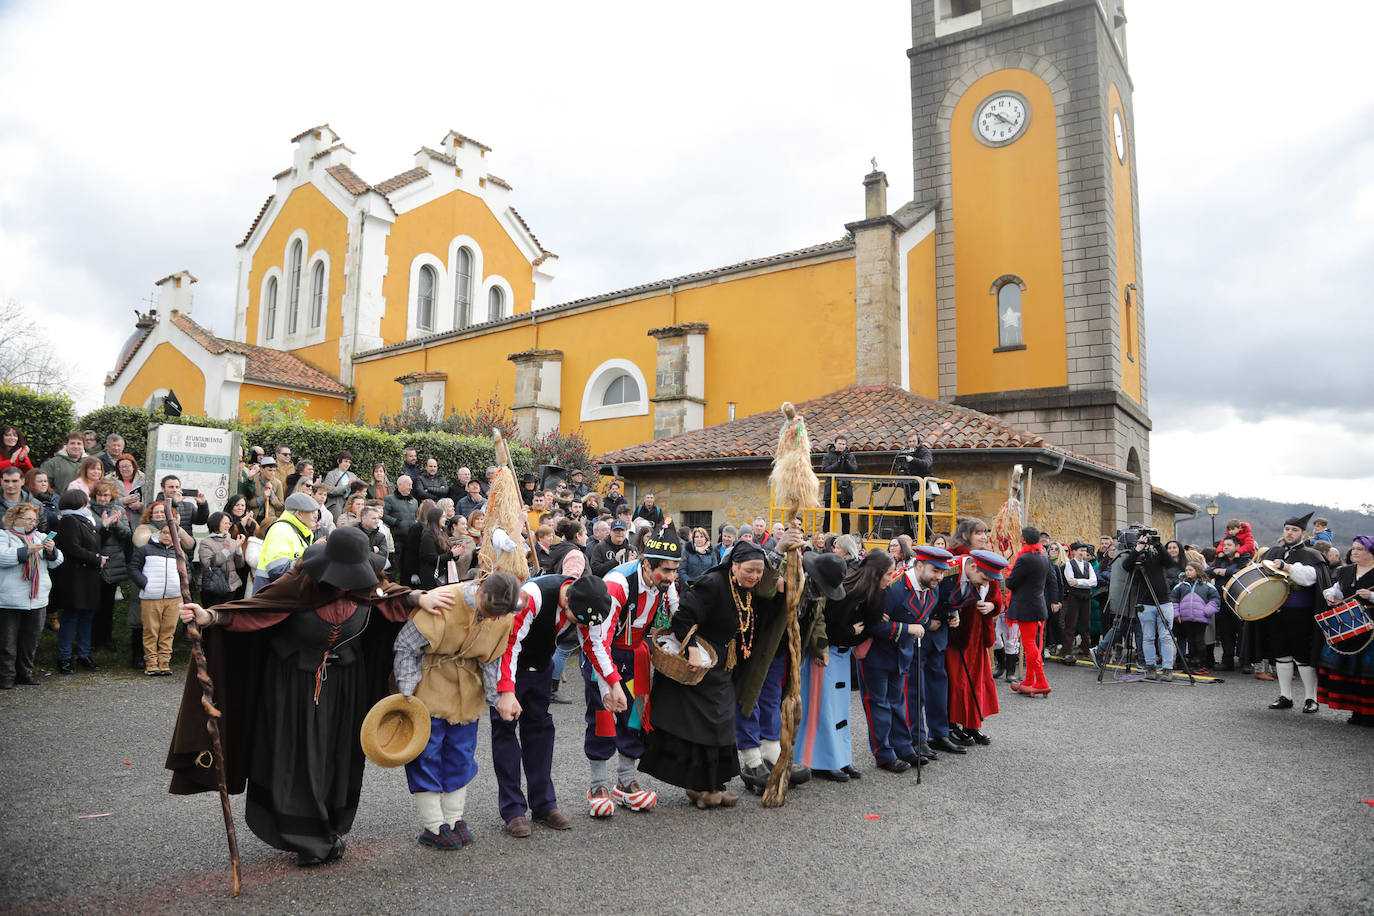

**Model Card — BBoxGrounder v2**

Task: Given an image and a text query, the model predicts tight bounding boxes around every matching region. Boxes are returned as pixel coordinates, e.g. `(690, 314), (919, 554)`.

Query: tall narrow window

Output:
(1124, 285), (1137, 361)
(309, 261), (325, 329)
(263, 277), (278, 340)
(453, 248), (473, 328)
(487, 286), (504, 322)
(286, 240), (302, 334)
(417, 265), (436, 332)
(997, 282), (1023, 349)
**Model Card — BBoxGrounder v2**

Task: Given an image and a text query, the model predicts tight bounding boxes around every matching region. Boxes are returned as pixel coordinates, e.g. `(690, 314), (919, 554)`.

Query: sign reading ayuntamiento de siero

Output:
(145, 424), (241, 520)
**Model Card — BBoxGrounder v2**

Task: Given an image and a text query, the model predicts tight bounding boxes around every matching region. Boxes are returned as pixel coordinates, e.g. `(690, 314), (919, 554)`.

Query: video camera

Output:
(1118, 524), (1162, 553)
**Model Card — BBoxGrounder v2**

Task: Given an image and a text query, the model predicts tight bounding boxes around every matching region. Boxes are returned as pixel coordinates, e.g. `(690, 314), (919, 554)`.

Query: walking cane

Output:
(913, 636), (924, 785)
(168, 506), (242, 897)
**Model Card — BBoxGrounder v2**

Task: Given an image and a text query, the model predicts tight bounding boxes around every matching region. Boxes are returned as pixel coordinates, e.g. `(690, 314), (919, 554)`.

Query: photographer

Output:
(1122, 528), (1177, 681)
(892, 431), (933, 540)
(820, 436), (858, 535)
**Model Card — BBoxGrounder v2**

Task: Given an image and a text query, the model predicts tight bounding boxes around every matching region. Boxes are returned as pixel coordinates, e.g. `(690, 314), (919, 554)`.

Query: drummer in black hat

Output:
(171, 525), (459, 866)
(1259, 511), (1332, 714)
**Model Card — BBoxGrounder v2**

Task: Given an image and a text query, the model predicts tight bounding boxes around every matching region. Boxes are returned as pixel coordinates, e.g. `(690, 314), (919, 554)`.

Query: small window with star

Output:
(995, 280), (1024, 350)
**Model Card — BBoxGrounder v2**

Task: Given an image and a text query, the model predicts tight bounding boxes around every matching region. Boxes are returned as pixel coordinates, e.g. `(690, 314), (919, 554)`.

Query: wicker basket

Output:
(650, 625), (718, 686)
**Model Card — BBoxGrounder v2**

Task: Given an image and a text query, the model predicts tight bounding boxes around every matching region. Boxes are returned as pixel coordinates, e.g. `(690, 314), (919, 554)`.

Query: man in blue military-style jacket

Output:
(858, 545), (953, 773)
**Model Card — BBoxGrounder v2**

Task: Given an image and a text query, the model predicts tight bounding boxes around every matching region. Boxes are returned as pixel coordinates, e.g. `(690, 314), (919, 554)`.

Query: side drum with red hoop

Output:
(1315, 598), (1374, 652)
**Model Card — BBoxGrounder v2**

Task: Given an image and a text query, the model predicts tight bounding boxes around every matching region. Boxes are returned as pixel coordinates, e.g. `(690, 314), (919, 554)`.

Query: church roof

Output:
(374, 167), (431, 195)
(237, 194), (276, 248)
(594, 384), (1130, 480)
(170, 314), (349, 396)
(325, 164), (371, 196)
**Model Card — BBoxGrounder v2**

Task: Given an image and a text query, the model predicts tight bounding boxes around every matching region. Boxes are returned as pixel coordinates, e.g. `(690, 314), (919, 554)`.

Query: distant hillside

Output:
(1173, 493), (1373, 550)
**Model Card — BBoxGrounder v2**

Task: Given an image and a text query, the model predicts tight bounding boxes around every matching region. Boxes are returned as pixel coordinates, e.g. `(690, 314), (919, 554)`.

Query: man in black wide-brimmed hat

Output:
(1259, 511), (1332, 714)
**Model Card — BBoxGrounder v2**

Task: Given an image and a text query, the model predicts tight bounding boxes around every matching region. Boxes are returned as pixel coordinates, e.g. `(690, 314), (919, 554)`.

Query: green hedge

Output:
(0, 383), (75, 460)
(77, 405), (240, 465)
(236, 422), (533, 481)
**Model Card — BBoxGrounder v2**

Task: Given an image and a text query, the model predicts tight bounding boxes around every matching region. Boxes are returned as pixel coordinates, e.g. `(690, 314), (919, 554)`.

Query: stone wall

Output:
(1151, 503), (1179, 543)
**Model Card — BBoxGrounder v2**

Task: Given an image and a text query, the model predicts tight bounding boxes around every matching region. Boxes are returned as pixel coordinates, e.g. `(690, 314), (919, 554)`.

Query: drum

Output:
(1225, 562), (1290, 620)
(1315, 599), (1374, 652)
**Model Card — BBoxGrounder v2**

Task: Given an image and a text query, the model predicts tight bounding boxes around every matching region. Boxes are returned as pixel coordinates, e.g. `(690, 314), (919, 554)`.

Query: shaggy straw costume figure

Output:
(760, 402), (820, 806)
(478, 430), (530, 582)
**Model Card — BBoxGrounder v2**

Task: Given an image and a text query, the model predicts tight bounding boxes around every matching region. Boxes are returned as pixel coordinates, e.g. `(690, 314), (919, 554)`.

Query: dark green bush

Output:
(0, 383), (75, 459)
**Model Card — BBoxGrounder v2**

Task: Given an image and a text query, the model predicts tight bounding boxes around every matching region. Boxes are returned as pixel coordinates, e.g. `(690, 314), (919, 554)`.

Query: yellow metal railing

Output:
(769, 473), (957, 550)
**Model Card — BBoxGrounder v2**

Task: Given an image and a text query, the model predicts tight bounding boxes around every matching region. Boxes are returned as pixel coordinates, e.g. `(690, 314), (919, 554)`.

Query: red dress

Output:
(945, 551), (1003, 729)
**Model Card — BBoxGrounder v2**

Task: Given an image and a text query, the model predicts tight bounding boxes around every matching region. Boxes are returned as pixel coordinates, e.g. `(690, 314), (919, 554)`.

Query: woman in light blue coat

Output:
(0, 502), (64, 688)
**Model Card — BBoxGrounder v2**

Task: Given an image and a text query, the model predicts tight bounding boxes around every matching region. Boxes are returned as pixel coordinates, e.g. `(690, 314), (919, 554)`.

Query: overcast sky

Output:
(1, 1), (1370, 511)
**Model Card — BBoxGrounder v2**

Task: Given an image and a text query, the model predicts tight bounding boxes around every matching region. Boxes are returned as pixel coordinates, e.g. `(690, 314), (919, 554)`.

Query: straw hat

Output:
(359, 694), (431, 768)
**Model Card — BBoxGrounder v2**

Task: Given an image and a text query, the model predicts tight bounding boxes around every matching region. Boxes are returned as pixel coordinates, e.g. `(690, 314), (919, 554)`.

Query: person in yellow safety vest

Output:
(254, 492), (319, 591)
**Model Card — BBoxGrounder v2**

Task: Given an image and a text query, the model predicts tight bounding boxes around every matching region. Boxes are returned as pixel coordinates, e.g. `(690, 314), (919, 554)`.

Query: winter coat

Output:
(1217, 522), (1256, 558)
(0, 451), (34, 476)
(1171, 579), (1220, 623)
(93, 502), (131, 583)
(681, 544), (714, 584)
(129, 537), (181, 600)
(1123, 546), (1171, 606)
(53, 510), (103, 609)
(322, 468), (355, 519)
(414, 472), (449, 504)
(0, 529), (63, 609)
(1005, 548), (1051, 622)
(197, 533), (244, 595)
(27, 491), (59, 533)
(819, 445), (859, 499)
(40, 452), (84, 493)
(383, 492), (419, 539)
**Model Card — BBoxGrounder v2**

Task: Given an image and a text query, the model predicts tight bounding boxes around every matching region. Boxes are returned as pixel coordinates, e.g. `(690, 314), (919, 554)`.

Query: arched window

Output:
(990, 276), (1025, 350)
(309, 261), (325, 329)
(487, 286), (504, 322)
(417, 265), (437, 332)
(263, 277), (278, 339)
(286, 240), (303, 334)
(580, 358), (650, 422)
(601, 372), (640, 407)
(453, 247), (473, 328)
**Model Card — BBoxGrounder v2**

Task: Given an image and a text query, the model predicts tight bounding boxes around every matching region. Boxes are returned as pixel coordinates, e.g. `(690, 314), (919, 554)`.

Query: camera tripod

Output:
(1096, 557), (1196, 686)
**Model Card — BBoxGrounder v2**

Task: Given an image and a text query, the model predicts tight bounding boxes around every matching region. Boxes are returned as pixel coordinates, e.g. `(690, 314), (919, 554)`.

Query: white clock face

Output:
(975, 93), (1029, 146)
(1113, 109), (1126, 161)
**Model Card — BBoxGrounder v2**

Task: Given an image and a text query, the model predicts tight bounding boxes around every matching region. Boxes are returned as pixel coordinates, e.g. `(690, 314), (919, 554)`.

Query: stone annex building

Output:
(104, 0), (1192, 540)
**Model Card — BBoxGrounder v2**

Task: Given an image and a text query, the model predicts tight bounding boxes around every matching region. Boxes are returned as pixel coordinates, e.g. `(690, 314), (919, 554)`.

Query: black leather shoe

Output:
(739, 763), (769, 795)
(1302, 699), (1319, 714)
(949, 725), (969, 742)
(1267, 696), (1294, 710)
(816, 769), (850, 783)
(898, 753), (928, 768)
(966, 729), (991, 745)
(841, 765), (862, 780)
(787, 764), (812, 786)
(77, 657), (98, 671)
(915, 743), (938, 761)
(929, 736), (967, 754)
(948, 731), (974, 747)
(878, 758), (911, 774)
(57, 660), (73, 674)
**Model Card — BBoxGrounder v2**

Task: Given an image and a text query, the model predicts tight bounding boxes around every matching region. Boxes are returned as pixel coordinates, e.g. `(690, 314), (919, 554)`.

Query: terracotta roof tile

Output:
(311, 142), (353, 162)
(326, 164), (371, 196)
(171, 314), (348, 396)
(290, 123), (332, 143)
(509, 207), (553, 258)
(374, 167), (430, 196)
(594, 385), (1126, 477)
(485, 173), (512, 190)
(417, 146), (456, 167)
(271, 166), (294, 180)
(236, 194), (275, 248)
(445, 130), (491, 153)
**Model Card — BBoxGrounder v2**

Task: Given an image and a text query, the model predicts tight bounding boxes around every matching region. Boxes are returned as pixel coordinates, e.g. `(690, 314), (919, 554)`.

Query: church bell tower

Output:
(910, 0), (1150, 528)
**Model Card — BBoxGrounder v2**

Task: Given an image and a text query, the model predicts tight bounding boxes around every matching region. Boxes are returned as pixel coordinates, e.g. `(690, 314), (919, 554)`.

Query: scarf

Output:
(10, 529), (41, 599)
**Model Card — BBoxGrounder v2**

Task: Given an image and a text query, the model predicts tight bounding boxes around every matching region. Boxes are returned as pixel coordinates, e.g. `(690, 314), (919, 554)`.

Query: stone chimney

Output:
(845, 170), (901, 386)
(648, 322), (708, 439)
(154, 270), (197, 316)
(290, 124), (342, 174)
(508, 348), (563, 440)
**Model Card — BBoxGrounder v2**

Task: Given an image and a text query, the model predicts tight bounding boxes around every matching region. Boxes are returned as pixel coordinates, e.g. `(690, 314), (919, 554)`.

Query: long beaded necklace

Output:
(730, 576), (755, 660)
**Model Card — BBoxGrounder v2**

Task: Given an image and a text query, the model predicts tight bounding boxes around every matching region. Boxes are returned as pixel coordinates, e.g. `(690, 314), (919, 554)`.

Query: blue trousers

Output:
(405, 717), (479, 794)
(57, 607), (94, 662)
(489, 660), (558, 821)
(858, 660), (914, 764)
(908, 641), (949, 744)
(581, 647), (644, 761)
(735, 654), (786, 750)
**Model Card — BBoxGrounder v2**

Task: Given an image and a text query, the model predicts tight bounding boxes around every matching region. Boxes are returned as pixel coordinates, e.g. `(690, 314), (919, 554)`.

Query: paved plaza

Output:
(1, 660), (1370, 914)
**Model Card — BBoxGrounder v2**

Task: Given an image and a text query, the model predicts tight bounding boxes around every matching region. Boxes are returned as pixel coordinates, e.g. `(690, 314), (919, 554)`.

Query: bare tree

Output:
(0, 298), (82, 395)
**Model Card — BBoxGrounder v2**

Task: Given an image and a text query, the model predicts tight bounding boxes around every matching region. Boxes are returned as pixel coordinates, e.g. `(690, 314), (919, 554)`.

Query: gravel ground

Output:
(1, 657), (1370, 915)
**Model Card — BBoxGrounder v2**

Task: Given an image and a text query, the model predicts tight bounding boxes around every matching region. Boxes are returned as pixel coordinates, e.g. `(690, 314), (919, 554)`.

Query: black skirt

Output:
(640, 728), (739, 792)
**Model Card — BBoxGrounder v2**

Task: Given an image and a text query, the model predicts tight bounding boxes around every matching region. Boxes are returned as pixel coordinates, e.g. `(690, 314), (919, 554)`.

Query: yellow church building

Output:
(107, 0), (1168, 534)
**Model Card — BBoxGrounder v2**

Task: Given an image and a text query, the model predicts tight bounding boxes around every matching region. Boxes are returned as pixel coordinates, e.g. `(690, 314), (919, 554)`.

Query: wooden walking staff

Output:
(167, 506), (243, 897)
(761, 402), (820, 808)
